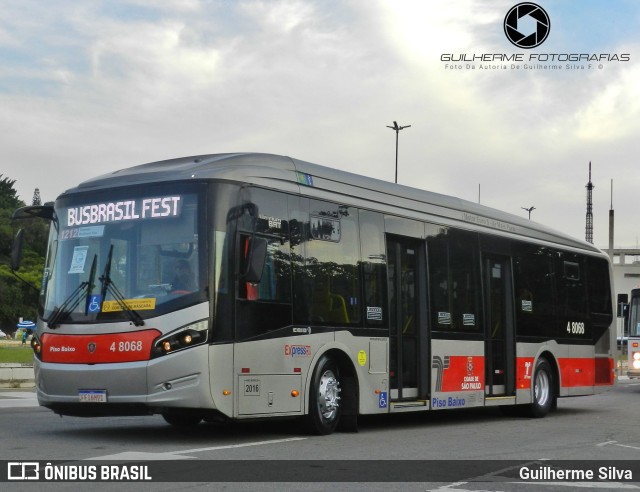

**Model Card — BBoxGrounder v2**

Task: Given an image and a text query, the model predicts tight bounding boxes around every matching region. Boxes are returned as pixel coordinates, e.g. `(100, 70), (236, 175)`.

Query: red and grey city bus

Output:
(12, 153), (615, 434)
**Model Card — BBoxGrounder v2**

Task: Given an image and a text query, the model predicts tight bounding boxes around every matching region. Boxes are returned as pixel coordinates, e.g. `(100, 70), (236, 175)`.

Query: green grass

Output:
(0, 344), (34, 364)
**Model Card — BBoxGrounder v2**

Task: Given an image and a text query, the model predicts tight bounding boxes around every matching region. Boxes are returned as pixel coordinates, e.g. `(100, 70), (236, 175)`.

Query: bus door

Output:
(387, 235), (427, 401)
(483, 253), (515, 397)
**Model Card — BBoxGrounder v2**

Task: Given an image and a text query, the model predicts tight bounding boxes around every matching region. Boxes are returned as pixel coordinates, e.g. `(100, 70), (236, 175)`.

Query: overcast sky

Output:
(1, 0), (639, 249)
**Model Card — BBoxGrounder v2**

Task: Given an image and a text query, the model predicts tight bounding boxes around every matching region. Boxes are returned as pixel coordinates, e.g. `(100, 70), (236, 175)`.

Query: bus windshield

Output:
(40, 183), (206, 325)
(629, 295), (640, 337)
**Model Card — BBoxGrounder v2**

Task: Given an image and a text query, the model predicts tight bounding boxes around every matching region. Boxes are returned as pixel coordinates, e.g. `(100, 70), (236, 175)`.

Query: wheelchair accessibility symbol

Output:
(87, 295), (102, 313)
(378, 391), (387, 409)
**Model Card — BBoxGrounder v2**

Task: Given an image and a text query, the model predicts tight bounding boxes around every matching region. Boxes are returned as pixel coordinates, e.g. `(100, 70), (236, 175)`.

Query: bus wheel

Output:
(307, 355), (342, 435)
(527, 359), (554, 418)
(162, 413), (203, 427)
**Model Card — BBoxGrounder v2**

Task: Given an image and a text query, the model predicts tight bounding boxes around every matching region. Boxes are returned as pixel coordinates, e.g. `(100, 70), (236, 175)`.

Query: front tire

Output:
(307, 355), (342, 435)
(526, 358), (554, 418)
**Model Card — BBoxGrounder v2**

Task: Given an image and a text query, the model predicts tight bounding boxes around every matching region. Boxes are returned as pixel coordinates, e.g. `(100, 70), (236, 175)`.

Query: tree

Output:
(0, 176), (47, 333)
(32, 188), (42, 206)
(0, 175), (22, 210)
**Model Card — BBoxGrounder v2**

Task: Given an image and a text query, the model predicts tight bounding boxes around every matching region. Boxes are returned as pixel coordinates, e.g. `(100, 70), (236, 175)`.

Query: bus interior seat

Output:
(310, 277), (349, 323)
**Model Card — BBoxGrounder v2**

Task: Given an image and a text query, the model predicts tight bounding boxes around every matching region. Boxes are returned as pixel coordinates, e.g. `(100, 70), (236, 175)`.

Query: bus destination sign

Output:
(66, 196), (182, 226)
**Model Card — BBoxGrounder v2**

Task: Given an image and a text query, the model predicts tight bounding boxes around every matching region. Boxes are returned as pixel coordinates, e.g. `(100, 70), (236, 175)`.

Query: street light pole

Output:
(521, 206), (536, 220)
(386, 121), (411, 184)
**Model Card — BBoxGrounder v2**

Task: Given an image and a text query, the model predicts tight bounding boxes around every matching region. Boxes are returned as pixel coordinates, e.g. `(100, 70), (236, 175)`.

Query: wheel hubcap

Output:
(534, 369), (550, 406)
(318, 369), (341, 421)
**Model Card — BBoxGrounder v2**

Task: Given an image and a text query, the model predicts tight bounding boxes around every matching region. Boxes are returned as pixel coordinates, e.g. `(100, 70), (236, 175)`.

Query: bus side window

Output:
(234, 188), (292, 340)
(359, 210), (387, 328)
(237, 235), (291, 302)
(587, 256), (612, 321)
(556, 252), (589, 338)
(427, 227), (481, 332)
(302, 200), (361, 326)
(240, 235), (259, 300)
(512, 243), (556, 337)
(427, 227), (449, 329)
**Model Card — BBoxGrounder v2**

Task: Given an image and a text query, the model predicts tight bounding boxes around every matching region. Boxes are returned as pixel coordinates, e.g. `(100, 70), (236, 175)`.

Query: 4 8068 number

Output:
(109, 340), (143, 352)
(566, 321), (585, 335)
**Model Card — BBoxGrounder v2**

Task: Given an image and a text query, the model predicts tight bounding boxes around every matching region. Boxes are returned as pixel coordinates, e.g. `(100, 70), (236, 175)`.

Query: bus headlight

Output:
(634, 352), (640, 360)
(151, 320), (209, 359)
(30, 334), (42, 360)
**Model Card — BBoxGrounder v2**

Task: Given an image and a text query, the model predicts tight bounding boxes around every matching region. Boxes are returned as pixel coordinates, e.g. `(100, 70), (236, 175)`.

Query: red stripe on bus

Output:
(558, 357), (614, 387)
(516, 356), (614, 390)
(41, 330), (161, 364)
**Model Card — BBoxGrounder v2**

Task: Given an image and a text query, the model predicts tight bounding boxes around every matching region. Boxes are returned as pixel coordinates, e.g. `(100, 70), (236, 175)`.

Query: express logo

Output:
(284, 344), (311, 357)
(504, 3), (550, 49)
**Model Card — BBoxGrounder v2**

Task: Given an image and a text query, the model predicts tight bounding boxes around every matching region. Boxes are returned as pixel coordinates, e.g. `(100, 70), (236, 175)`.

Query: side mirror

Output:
(11, 229), (25, 271)
(242, 237), (267, 284)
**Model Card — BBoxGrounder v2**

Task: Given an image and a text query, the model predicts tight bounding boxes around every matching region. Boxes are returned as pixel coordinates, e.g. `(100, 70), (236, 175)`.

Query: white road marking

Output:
(0, 391), (38, 408)
(0, 399), (39, 408)
(87, 437), (308, 460)
(0, 391), (37, 398)
(514, 482), (640, 489)
(597, 440), (640, 452)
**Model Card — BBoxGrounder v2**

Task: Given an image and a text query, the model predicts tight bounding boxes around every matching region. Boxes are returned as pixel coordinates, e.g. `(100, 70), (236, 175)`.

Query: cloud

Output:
(1, 0), (640, 249)
(574, 62), (640, 141)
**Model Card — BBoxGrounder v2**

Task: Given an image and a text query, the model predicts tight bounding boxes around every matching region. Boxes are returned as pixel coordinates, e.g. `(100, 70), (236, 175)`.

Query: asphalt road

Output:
(2, 380), (640, 491)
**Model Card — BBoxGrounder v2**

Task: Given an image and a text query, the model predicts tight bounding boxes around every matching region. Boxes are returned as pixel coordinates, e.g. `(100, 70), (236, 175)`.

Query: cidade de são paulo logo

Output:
(504, 2), (550, 49)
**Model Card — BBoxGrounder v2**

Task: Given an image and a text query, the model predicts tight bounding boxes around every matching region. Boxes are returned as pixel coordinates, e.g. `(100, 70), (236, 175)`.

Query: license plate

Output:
(78, 390), (107, 403)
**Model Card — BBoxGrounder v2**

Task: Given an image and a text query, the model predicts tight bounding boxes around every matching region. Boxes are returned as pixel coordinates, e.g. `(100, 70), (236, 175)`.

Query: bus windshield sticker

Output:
(66, 196), (182, 226)
(438, 312), (452, 325)
(68, 246), (89, 274)
(86, 295), (102, 314)
(60, 225), (106, 241)
(521, 300), (533, 312)
(463, 314), (475, 326)
(102, 298), (157, 313)
(79, 225), (105, 238)
(367, 307), (383, 320)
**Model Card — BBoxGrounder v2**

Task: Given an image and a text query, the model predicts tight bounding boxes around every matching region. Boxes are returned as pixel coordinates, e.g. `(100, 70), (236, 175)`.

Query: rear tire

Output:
(526, 358), (554, 418)
(307, 355), (342, 435)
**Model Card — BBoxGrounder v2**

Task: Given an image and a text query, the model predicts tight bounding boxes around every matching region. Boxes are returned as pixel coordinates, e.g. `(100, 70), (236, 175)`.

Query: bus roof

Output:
(67, 152), (602, 254)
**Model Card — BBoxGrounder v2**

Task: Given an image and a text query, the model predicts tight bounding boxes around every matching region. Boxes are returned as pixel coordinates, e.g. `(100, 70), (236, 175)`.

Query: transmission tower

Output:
(32, 187), (41, 206)
(585, 162), (594, 244)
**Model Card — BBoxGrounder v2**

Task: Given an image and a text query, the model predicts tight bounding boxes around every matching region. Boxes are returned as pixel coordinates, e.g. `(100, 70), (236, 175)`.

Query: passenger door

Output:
(387, 235), (425, 400)
(483, 253), (515, 397)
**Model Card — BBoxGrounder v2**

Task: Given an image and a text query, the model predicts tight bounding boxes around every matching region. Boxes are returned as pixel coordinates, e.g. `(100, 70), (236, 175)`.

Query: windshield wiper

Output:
(48, 254), (97, 329)
(99, 245), (145, 326)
